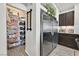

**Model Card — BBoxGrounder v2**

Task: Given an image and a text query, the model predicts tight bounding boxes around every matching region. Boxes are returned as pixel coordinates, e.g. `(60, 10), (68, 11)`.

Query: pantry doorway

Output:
(6, 4), (27, 56)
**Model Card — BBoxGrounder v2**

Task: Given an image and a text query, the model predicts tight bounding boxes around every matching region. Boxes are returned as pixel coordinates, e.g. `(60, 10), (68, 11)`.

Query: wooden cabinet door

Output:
(65, 11), (74, 26)
(59, 13), (66, 26)
(58, 34), (78, 50)
(59, 11), (74, 26)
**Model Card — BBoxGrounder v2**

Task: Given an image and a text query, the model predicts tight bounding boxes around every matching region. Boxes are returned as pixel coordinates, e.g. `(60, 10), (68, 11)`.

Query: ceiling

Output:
(22, 3), (78, 13)
(55, 3), (77, 12)
(22, 3), (32, 6)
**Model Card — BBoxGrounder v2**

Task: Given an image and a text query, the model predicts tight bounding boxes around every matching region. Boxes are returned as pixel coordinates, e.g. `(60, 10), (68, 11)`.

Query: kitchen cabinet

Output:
(58, 33), (78, 50)
(59, 13), (66, 26)
(59, 11), (74, 26)
(66, 11), (74, 26)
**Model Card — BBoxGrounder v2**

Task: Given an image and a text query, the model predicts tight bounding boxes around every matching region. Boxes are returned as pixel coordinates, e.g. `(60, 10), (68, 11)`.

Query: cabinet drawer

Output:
(59, 42), (76, 49)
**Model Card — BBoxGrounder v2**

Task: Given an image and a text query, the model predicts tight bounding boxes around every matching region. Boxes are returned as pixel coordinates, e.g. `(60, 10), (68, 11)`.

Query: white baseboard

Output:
(25, 50), (30, 56)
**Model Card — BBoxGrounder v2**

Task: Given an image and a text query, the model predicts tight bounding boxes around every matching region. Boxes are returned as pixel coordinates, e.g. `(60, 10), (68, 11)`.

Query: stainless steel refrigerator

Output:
(40, 9), (58, 56)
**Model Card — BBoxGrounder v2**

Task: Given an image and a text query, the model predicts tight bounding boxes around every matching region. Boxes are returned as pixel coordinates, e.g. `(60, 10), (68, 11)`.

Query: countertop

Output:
(58, 32), (79, 35)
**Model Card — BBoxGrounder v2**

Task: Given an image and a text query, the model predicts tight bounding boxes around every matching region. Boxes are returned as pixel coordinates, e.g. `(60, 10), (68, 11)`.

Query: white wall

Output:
(25, 3), (40, 56)
(74, 4), (79, 34)
(0, 3), (7, 56)
(59, 9), (74, 14)
(35, 4), (41, 56)
(25, 4), (37, 56)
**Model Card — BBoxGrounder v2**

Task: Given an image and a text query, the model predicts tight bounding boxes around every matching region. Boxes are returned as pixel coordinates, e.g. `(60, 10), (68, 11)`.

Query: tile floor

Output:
(49, 45), (79, 56)
(7, 45), (27, 56)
